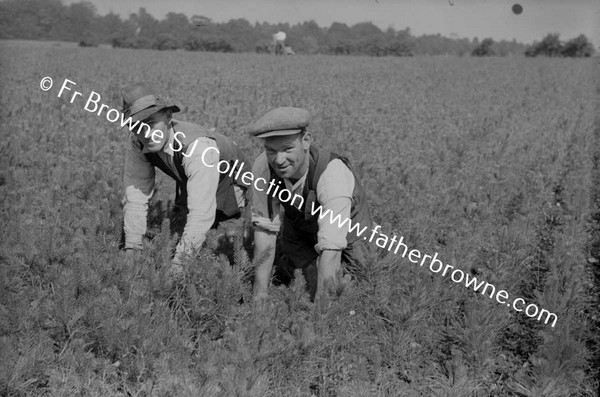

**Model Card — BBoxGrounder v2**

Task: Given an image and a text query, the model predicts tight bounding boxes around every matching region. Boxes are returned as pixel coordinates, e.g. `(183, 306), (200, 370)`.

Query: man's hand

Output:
(316, 249), (343, 296)
(252, 229), (277, 300)
(165, 260), (186, 289)
(252, 272), (270, 303)
(168, 261), (185, 278)
(123, 247), (141, 260)
(252, 290), (268, 303)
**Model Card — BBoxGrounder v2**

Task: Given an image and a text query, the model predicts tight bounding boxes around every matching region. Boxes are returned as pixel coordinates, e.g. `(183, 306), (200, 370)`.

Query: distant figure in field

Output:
(244, 107), (372, 301)
(272, 31), (286, 55)
(120, 82), (250, 278)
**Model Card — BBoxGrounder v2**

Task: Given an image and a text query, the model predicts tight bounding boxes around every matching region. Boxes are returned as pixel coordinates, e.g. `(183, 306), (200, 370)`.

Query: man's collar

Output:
(164, 125), (175, 155)
(285, 169), (308, 192)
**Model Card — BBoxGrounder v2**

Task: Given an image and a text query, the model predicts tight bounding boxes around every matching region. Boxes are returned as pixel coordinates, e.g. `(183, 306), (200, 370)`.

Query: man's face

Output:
(264, 132), (311, 180)
(137, 109), (171, 152)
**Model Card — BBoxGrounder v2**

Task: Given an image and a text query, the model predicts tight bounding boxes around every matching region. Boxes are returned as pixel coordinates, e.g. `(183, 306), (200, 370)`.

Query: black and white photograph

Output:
(0, 0), (598, 395)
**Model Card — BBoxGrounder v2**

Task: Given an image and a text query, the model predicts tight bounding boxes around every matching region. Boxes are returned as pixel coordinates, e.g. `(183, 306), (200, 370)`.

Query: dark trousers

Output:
(171, 181), (244, 234)
(272, 215), (365, 300)
(171, 183), (247, 266)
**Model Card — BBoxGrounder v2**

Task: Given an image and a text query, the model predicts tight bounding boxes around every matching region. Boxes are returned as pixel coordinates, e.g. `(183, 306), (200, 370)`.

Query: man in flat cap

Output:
(245, 107), (371, 301)
(121, 82), (250, 275)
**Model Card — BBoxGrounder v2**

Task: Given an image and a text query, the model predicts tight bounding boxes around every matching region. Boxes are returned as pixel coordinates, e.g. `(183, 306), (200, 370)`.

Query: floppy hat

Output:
(121, 82), (180, 123)
(244, 107), (310, 138)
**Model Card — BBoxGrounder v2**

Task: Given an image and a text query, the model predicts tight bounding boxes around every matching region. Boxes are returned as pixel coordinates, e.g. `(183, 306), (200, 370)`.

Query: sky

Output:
(65, 0), (600, 46)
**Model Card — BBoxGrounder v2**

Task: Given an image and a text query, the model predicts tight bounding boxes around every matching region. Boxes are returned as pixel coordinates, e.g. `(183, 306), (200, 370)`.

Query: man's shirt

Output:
(251, 151), (355, 252)
(123, 126), (223, 263)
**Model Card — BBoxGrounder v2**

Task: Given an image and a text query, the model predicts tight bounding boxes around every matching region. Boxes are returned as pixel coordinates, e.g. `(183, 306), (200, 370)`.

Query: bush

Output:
(183, 35), (234, 52)
(526, 33), (595, 58)
(561, 34), (594, 57)
(152, 33), (181, 51)
(527, 34), (562, 57)
(471, 38), (495, 57)
(78, 40), (98, 47)
(112, 36), (153, 49)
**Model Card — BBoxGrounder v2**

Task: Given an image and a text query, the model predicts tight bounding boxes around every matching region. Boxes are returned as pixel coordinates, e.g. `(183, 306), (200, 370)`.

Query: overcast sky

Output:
(65, 0), (600, 46)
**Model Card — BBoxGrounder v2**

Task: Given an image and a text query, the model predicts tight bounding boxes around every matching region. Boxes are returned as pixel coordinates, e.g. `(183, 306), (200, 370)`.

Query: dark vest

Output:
(268, 146), (371, 244)
(143, 120), (250, 218)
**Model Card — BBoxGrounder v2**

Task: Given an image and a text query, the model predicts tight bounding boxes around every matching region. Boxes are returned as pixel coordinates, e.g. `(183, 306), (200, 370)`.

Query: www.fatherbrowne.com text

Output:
(311, 203), (558, 327)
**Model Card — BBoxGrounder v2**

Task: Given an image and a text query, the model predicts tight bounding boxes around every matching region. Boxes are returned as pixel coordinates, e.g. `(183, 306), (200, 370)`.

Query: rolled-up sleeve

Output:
(173, 138), (220, 263)
(314, 159), (355, 252)
(251, 152), (281, 234)
(123, 138), (155, 249)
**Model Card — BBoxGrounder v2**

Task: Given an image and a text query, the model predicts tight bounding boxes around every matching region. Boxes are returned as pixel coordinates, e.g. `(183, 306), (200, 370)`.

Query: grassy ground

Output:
(0, 41), (598, 396)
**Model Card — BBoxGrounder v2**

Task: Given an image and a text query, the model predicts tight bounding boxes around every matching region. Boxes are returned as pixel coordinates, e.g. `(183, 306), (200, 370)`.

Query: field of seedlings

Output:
(0, 40), (598, 396)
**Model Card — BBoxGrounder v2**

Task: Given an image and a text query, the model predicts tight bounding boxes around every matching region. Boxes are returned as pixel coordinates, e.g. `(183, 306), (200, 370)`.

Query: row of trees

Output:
(525, 34), (594, 57)
(471, 34), (595, 58)
(0, 0), (594, 57)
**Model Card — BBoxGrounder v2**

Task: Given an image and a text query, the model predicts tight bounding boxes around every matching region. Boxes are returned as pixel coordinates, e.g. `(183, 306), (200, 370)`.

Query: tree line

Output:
(472, 34), (594, 58)
(0, 0), (594, 57)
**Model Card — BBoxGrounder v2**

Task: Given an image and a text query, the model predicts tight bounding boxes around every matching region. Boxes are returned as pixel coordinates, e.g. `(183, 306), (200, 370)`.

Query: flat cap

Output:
(244, 107), (310, 138)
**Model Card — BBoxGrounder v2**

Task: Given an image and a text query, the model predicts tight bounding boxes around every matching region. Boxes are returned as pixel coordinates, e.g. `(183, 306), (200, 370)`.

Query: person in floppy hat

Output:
(245, 107), (372, 301)
(121, 82), (250, 276)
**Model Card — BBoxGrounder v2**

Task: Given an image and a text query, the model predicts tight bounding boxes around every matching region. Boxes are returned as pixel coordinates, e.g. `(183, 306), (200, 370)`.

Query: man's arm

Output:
(173, 137), (219, 264)
(314, 159), (356, 294)
(315, 197), (350, 295)
(252, 229), (277, 299)
(250, 152), (281, 299)
(123, 138), (155, 250)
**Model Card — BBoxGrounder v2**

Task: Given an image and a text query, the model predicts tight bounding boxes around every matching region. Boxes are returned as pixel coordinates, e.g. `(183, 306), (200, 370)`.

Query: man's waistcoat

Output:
(144, 120), (250, 218)
(268, 145), (371, 245)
